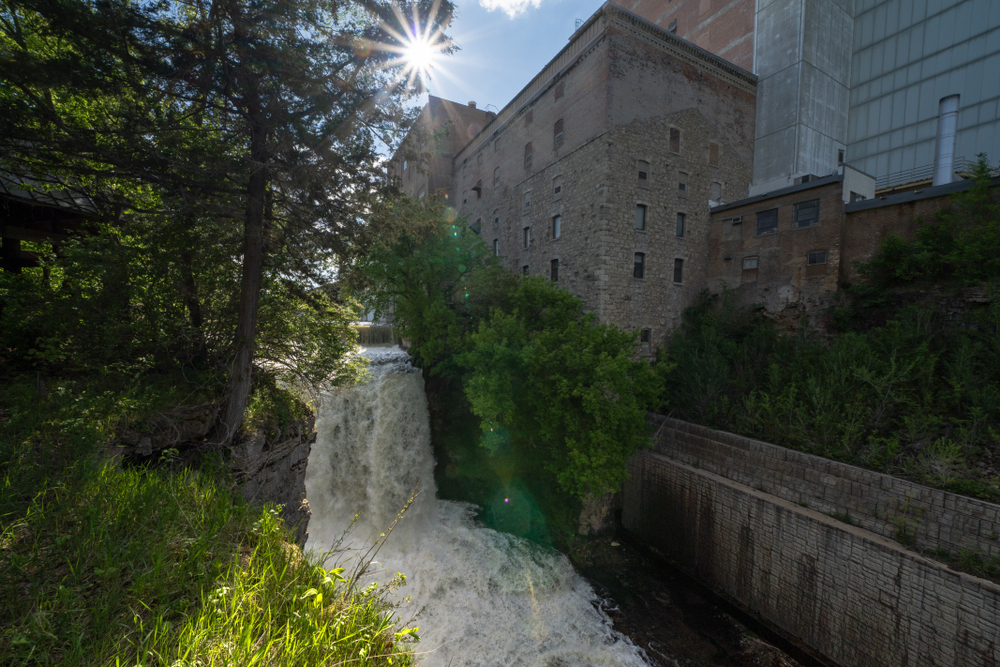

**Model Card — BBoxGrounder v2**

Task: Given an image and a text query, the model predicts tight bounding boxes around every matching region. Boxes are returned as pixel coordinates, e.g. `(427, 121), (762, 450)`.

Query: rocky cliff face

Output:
(113, 403), (315, 546)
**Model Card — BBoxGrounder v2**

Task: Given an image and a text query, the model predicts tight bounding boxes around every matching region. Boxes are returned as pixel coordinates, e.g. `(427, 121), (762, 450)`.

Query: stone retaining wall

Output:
(622, 449), (1000, 667)
(649, 416), (1000, 558)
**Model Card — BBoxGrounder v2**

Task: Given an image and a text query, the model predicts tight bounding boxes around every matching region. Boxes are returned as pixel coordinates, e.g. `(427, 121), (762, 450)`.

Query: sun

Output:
(404, 36), (440, 74)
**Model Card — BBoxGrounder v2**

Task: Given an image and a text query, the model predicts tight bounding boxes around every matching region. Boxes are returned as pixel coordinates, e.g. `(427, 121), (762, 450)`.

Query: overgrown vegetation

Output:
(362, 199), (667, 506)
(661, 155), (1000, 503)
(0, 377), (417, 665)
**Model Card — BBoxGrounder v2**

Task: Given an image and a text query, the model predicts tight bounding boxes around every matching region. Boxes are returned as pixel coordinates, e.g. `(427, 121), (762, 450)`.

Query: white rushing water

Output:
(305, 347), (651, 667)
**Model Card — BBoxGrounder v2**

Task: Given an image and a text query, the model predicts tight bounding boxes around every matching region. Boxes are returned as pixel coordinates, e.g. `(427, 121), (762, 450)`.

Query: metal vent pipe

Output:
(933, 95), (960, 187)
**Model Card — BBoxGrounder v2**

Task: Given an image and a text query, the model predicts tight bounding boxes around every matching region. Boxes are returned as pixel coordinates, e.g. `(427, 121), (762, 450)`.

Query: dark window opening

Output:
(473, 180), (483, 198)
(638, 159), (650, 183)
(795, 200), (819, 228)
(640, 329), (651, 344)
(493, 239), (499, 256)
(850, 191), (867, 203)
(638, 170), (648, 180)
(554, 119), (564, 147)
(673, 258), (684, 283)
(807, 250), (828, 265)
(634, 252), (645, 279)
(838, 149), (845, 164)
(635, 204), (647, 231)
(675, 213), (685, 237)
(524, 142), (533, 169)
(755, 209), (778, 235)
(670, 128), (681, 153)
(523, 227), (530, 248)
(709, 142), (719, 166)
(550, 258), (559, 281)
(523, 265), (529, 276)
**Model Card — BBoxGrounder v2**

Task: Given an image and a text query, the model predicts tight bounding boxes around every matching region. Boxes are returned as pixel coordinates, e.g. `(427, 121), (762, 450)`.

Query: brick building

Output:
(393, 3), (757, 348)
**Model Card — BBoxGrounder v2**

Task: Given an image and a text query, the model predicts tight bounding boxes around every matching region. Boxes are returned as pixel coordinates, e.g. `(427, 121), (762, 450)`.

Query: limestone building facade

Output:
(393, 4), (757, 348)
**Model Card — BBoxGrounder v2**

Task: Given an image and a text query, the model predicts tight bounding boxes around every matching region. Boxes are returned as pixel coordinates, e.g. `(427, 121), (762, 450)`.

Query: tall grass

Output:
(0, 376), (416, 666)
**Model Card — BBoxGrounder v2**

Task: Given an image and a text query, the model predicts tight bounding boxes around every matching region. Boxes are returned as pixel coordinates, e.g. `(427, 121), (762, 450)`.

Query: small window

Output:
(709, 142), (719, 167)
(668, 19), (677, 33)
(755, 209), (777, 235)
(524, 142), (533, 169)
(494, 167), (500, 188)
(635, 204), (647, 231)
(807, 250), (828, 265)
(638, 159), (650, 183)
(669, 128), (681, 153)
(634, 252), (645, 279)
(838, 149), (845, 164)
(552, 215), (561, 239)
(523, 227), (531, 248)
(523, 191), (531, 209)
(493, 239), (499, 256)
(742, 256), (758, 283)
(493, 209), (499, 226)
(554, 119), (564, 147)
(555, 81), (565, 100)
(711, 182), (722, 201)
(795, 200), (819, 228)
(640, 329), (651, 344)
(850, 191), (866, 203)
(678, 172), (687, 191)
(675, 213), (685, 237)
(524, 109), (533, 126)
(673, 258), (684, 284)
(553, 175), (563, 195)
(550, 258), (559, 281)
(523, 265), (529, 276)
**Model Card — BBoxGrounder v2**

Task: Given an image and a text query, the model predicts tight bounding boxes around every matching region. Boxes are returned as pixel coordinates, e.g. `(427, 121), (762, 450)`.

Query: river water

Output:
(304, 347), (652, 667)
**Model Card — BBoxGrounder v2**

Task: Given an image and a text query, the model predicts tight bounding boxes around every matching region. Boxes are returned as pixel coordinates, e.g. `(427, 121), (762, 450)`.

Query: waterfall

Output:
(305, 347), (651, 667)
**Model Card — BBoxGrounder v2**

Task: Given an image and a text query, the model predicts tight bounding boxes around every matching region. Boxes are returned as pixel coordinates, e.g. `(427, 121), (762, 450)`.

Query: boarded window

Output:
(711, 182), (722, 201)
(552, 215), (561, 239)
(554, 119), (564, 147)
(553, 175), (563, 195)
(550, 258), (559, 281)
(675, 212), (685, 237)
(635, 204), (647, 231)
(678, 172), (687, 191)
(669, 128), (681, 153)
(638, 160), (650, 183)
(709, 142), (719, 166)
(756, 209), (778, 235)
(493, 239), (499, 256)
(673, 258), (684, 283)
(494, 167), (500, 187)
(742, 256), (758, 283)
(795, 200), (820, 227)
(555, 81), (565, 100)
(524, 142), (533, 169)
(634, 252), (645, 279)
(523, 227), (530, 248)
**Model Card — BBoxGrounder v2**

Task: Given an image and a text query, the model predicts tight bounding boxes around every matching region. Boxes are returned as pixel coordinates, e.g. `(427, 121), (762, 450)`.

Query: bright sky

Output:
(419, 0), (607, 114)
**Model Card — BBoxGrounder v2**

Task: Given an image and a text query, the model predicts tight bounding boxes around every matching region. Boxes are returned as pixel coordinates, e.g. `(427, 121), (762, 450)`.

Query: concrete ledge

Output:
(623, 450), (1000, 666)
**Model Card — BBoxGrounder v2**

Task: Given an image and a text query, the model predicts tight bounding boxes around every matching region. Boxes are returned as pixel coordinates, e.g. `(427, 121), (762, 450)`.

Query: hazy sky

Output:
(418, 0), (607, 113)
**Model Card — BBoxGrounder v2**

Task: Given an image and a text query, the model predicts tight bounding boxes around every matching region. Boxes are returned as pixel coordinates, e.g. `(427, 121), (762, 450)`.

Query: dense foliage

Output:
(362, 201), (665, 500)
(661, 160), (1000, 503)
(0, 0), (451, 440)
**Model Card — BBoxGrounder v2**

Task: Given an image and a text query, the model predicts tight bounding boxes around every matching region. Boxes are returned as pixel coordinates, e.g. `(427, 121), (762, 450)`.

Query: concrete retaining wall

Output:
(623, 418), (1000, 667)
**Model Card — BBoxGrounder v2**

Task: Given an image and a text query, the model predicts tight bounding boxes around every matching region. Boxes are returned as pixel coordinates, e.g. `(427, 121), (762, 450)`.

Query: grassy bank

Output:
(0, 374), (416, 666)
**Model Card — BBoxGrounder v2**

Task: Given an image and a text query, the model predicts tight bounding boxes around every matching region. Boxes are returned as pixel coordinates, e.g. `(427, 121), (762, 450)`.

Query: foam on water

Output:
(305, 347), (652, 667)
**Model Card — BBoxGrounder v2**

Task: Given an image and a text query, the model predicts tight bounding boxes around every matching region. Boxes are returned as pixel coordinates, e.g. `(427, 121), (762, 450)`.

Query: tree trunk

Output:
(179, 241), (206, 364)
(214, 117), (268, 446)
